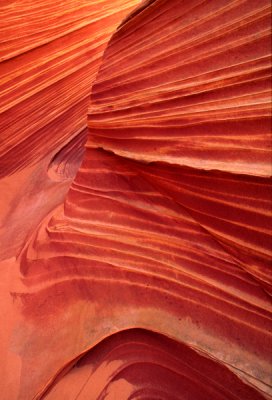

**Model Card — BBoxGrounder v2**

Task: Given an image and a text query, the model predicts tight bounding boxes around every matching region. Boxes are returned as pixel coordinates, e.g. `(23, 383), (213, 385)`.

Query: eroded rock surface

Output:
(0, 0), (271, 399)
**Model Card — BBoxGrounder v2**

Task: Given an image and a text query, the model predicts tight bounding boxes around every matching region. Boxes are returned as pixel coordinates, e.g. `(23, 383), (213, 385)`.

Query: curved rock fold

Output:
(0, 0), (271, 399)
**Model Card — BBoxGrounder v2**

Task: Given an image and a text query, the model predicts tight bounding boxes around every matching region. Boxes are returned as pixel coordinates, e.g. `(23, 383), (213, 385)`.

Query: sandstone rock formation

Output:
(0, 0), (271, 399)
(0, 0), (140, 259)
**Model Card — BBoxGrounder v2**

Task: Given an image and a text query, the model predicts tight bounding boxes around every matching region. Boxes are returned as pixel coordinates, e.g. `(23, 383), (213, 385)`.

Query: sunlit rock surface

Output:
(0, 0), (271, 399)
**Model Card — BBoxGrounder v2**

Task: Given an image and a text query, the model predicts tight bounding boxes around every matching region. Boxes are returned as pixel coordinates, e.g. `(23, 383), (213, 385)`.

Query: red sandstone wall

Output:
(0, 0), (140, 398)
(0, 0), (271, 399)
(0, 0), (139, 258)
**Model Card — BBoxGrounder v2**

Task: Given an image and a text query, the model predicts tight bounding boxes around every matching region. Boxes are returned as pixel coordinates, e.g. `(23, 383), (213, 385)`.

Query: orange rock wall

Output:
(0, 0), (139, 258)
(0, 0), (271, 399)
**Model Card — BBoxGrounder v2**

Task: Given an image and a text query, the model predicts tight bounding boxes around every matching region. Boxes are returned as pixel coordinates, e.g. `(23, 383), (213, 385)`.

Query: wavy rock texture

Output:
(0, 0), (140, 397)
(43, 329), (268, 400)
(0, 0), (139, 258)
(0, 0), (272, 399)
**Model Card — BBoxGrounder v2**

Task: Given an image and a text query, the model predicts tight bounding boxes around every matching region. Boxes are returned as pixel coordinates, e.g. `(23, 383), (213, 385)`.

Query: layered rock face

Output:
(0, 0), (271, 399)
(0, 0), (140, 259)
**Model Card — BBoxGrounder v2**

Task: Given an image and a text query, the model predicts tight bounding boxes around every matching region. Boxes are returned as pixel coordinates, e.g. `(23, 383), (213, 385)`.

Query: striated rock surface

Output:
(0, 0), (140, 258)
(43, 329), (269, 400)
(0, 0), (271, 399)
(0, 0), (140, 397)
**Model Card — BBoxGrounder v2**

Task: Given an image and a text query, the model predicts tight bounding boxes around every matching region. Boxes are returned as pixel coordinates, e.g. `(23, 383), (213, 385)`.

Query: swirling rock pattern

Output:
(0, 0), (140, 176)
(43, 329), (268, 400)
(0, 0), (271, 399)
(0, 0), (139, 259)
(0, 0), (140, 396)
